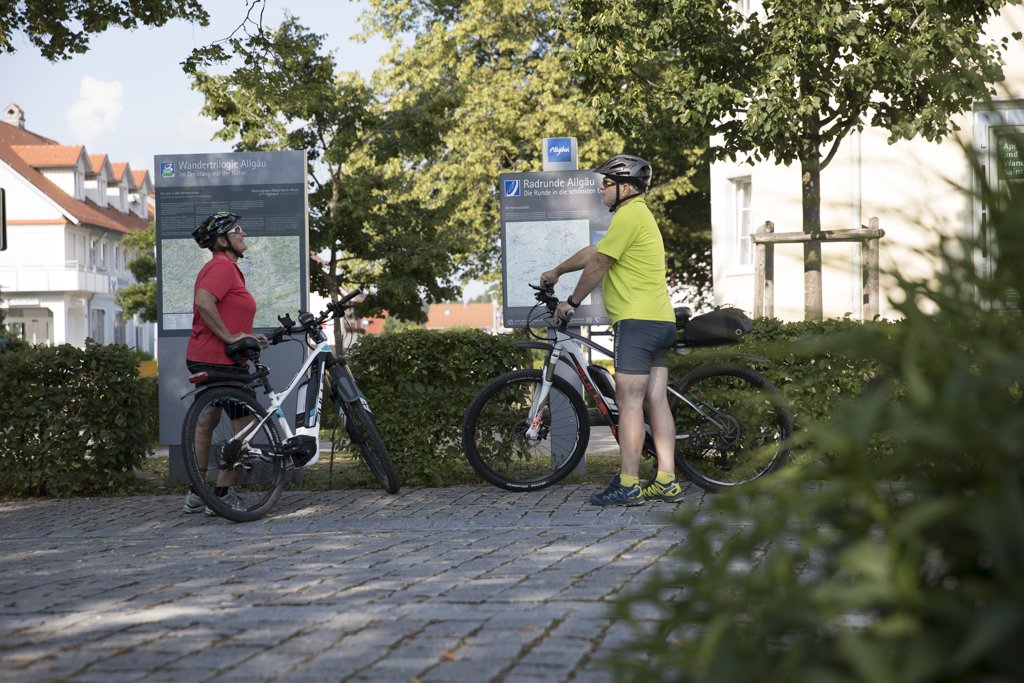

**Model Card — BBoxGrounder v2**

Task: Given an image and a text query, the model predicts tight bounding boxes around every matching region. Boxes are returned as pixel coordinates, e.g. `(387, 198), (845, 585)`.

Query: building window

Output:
(114, 312), (126, 345)
(732, 176), (753, 266)
(90, 309), (106, 344)
(732, 0), (753, 14)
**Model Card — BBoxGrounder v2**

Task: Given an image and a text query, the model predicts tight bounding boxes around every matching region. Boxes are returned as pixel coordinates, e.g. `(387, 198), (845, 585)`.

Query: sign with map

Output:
(154, 151), (308, 334)
(153, 150), (308, 466)
(499, 170), (612, 327)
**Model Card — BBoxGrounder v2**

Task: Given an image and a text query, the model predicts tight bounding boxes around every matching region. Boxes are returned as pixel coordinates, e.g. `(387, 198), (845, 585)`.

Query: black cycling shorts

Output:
(612, 319), (677, 375)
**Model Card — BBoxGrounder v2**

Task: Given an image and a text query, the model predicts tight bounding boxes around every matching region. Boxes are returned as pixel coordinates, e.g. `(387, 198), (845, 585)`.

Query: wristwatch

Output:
(566, 295), (581, 308)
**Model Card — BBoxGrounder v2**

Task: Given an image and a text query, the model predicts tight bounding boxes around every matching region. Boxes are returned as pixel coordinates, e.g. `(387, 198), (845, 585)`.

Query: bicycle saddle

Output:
(226, 336), (261, 365)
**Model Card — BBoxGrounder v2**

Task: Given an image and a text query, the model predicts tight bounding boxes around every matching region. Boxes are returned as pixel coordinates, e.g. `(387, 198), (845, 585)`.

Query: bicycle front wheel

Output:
(181, 386), (286, 522)
(462, 369), (589, 491)
(670, 364), (792, 492)
(344, 399), (400, 494)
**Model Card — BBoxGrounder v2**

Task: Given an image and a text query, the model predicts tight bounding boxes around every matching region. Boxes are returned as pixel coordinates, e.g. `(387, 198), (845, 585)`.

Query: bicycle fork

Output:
(524, 348), (562, 439)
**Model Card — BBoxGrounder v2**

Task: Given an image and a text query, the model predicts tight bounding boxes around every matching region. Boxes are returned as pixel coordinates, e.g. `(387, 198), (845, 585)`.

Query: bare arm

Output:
(553, 250), (616, 322)
(570, 251), (614, 303)
(195, 288), (252, 344)
(540, 244), (598, 286)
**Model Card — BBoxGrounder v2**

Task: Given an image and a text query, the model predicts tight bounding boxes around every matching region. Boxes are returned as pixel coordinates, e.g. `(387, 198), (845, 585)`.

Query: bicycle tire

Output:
(462, 369), (590, 491)
(180, 386), (286, 522)
(344, 399), (400, 494)
(670, 363), (792, 492)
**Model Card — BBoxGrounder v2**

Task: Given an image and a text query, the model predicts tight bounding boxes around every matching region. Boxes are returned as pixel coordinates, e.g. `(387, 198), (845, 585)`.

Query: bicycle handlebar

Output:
(268, 288), (365, 345)
(530, 282), (571, 332)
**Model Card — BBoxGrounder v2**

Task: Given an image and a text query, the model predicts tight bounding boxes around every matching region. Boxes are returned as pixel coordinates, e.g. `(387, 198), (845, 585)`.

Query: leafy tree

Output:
(564, 0), (1022, 320)
(190, 1), (713, 327)
(1, 0), (208, 60)
(116, 223), (157, 322)
(187, 16), (460, 328)
(361, 0), (711, 301)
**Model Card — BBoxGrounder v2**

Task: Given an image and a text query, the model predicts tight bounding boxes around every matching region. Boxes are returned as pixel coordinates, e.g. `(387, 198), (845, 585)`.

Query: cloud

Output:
(65, 76), (124, 147)
(176, 107), (223, 145)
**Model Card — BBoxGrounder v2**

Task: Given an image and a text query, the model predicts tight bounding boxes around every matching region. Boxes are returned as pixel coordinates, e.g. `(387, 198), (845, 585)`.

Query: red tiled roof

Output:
(11, 144), (91, 170)
(130, 169), (151, 188)
(110, 162), (135, 187)
(425, 302), (496, 330)
(88, 154), (110, 176)
(0, 121), (147, 234)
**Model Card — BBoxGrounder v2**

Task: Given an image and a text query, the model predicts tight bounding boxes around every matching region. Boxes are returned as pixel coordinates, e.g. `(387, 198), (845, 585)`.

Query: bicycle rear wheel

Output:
(670, 364), (792, 492)
(462, 369), (589, 491)
(180, 386), (286, 522)
(344, 399), (400, 494)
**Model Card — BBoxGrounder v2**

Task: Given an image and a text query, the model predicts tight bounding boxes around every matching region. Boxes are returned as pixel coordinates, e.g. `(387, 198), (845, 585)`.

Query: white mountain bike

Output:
(180, 289), (399, 522)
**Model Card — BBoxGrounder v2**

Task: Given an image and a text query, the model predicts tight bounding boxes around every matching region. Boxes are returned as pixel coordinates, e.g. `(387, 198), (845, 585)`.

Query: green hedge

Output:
(0, 342), (155, 496)
(346, 328), (529, 486)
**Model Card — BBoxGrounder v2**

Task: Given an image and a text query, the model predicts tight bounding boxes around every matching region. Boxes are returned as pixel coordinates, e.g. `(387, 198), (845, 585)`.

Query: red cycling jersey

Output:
(185, 252), (257, 365)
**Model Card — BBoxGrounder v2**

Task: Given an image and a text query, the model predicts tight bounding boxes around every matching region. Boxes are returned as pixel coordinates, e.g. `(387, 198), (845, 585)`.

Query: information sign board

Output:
(499, 170), (611, 327)
(154, 151), (308, 455)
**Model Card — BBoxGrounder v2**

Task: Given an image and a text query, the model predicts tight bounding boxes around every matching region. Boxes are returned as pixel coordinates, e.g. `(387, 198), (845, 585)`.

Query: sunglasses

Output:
(225, 225), (244, 235)
(600, 177), (620, 188)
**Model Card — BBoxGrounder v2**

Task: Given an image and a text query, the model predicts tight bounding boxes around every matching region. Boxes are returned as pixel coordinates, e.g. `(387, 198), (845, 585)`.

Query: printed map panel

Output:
(505, 219), (592, 308)
(160, 235), (302, 331)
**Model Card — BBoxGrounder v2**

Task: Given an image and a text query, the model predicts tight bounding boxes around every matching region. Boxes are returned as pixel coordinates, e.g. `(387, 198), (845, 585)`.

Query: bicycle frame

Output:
(518, 325), (733, 452)
(186, 295), (369, 470)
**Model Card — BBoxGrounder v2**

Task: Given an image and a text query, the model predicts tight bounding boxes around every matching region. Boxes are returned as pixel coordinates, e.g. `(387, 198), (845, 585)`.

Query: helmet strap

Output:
(608, 183), (637, 212)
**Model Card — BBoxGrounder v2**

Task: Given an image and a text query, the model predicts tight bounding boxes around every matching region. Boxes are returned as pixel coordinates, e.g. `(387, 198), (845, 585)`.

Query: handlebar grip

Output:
(336, 288), (363, 308)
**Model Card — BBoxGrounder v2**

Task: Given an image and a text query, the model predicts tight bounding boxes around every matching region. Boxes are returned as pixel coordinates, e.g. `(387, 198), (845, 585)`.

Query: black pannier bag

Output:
(680, 307), (753, 347)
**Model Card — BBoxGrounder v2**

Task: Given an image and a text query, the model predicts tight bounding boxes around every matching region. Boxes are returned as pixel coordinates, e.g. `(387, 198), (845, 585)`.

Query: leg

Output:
(614, 372), (651, 478)
(644, 366), (675, 475)
(193, 405), (222, 475)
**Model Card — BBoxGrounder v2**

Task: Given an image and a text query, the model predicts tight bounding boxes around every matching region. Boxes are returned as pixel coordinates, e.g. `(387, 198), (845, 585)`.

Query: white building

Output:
(0, 103), (156, 352)
(710, 6), (1024, 321)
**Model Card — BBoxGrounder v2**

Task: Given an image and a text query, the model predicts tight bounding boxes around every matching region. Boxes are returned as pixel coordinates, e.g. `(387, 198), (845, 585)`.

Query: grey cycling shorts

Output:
(612, 319), (677, 375)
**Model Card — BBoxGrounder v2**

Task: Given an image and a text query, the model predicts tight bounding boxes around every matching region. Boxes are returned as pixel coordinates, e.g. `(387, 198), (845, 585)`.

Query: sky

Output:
(1, 1), (389, 174)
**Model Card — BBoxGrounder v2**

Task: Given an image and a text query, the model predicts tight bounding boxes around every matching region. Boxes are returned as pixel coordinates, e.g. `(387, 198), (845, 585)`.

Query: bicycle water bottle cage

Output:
(226, 337), (261, 365)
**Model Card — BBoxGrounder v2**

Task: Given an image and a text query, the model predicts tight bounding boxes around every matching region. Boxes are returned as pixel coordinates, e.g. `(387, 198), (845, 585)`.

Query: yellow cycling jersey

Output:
(596, 196), (674, 324)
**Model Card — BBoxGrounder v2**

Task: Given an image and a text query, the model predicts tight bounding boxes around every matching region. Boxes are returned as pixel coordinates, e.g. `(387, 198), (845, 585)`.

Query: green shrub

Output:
(346, 328), (529, 486)
(0, 342), (155, 496)
(607, 210), (1024, 677)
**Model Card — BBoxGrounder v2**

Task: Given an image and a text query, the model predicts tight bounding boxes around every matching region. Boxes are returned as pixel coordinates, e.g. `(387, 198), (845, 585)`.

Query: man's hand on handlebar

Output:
(553, 301), (575, 323)
(539, 271), (559, 288)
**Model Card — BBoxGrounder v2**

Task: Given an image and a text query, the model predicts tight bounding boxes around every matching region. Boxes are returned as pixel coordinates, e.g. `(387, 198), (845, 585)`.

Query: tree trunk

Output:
(326, 180), (345, 349)
(801, 155), (823, 322)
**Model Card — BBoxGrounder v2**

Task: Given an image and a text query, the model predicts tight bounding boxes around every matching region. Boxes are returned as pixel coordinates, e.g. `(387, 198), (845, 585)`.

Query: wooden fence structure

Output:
(751, 217), (885, 320)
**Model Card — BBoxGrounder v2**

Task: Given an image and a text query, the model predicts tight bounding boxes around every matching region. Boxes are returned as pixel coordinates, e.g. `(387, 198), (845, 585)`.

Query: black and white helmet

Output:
(192, 211), (241, 249)
(594, 154), (653, 192)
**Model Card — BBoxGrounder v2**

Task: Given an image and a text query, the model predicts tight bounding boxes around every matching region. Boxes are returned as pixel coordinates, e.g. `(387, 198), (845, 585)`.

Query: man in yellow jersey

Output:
(540, 154), (682, 506)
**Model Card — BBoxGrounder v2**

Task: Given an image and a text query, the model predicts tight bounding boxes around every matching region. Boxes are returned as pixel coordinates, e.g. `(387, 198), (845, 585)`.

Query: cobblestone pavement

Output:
(0, 484), (705, 683)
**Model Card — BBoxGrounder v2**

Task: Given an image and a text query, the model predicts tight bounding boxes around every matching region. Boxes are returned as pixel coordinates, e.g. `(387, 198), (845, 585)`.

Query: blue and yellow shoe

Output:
(641, 475), (686, 503)
(590, 475), (646, 507)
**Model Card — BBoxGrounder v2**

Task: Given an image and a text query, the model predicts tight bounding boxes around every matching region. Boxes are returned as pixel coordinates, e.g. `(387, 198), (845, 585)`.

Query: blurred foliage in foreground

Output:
(608, 166), (1024, 681)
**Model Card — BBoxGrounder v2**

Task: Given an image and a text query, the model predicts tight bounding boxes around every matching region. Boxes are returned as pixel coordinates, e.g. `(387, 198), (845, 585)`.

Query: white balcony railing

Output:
(0, 263), (119, 295)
